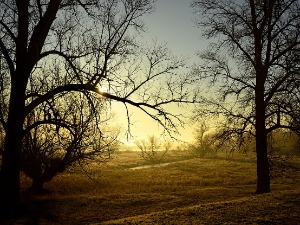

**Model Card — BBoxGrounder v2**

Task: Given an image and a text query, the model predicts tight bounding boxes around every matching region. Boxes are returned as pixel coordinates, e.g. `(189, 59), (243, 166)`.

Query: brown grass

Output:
(5, 150), (300, 224)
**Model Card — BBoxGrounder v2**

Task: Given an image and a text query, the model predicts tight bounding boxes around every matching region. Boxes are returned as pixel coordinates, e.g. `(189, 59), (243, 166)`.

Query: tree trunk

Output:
(255, 119), (271, 193)
(255, 75), (271, 194)
(29, 178), (49, 195)
(0, 80), (26, 218)
(0, 143), (22, 218)
(0, 120), (24, 217)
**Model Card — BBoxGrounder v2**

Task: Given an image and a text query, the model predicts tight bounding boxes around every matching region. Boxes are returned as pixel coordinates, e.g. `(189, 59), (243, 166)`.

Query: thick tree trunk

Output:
(0, 119), (24, 217)
(0, 145), (22, 217)
(255, 116), (271, 193)
(29, 179), (49, 195)
(255, 75), (271, 194)
(0, 81), (26, 218)
(0, 0), (61, 219)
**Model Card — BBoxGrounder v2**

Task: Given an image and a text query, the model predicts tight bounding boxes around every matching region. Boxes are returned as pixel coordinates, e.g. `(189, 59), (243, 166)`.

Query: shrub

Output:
(135, 135), (172, 164)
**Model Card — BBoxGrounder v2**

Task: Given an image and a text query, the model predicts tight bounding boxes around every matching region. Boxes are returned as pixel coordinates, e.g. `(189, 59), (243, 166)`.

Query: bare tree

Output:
(192, 122), (215, 158)
(135, 135), (171, 163)
(20, 92), (119, 194)
(191, 0), (300, 193)
(0, 0), (196, 217)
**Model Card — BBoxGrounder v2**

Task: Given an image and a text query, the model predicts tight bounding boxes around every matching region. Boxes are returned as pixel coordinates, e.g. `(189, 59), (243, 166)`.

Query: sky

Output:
(143, 0), (203, 59)
(114, 0), (207, 146)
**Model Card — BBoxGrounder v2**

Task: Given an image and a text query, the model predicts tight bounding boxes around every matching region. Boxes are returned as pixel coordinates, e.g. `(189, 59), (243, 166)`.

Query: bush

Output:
(192, 122), (216, 158)
(135, 135), (172, 164)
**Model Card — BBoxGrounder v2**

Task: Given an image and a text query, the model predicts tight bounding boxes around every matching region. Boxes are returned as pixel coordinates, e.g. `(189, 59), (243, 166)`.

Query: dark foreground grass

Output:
(102, 190), (300, 225)
(3, 151), (300, 224)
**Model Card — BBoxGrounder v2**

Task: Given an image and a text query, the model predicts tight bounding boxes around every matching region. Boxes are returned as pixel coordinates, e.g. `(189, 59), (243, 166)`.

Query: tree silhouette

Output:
(192, 122), (215, 158)
(20, 92), (119, 194)
(135, 135), (171, 163)
(0, 0), (196, 217)
(191, 0), (300, 193)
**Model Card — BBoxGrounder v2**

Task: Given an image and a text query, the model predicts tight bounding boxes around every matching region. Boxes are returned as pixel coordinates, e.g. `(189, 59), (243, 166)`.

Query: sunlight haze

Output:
(113, 0), (204, 145)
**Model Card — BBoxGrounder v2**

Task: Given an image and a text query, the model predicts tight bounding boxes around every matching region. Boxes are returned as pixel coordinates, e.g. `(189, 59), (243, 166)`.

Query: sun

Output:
(99, 86), (108, 93)
(96, 84), (108, 94)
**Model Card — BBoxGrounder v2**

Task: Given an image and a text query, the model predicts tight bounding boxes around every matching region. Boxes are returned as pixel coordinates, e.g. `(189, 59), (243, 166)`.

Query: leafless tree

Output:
(20, 92), (119, 194)
(192, 122), (215, 158)
(191, 0), (300, 193)
(135, 135), (171, 163)
(0, 0), (196, 217)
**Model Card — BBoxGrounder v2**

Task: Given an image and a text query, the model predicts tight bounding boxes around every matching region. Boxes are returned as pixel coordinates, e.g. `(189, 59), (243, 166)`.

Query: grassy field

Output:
(4, 150), (300, 224)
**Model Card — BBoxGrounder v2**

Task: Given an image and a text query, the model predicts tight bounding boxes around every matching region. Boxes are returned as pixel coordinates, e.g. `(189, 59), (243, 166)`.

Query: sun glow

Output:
(96, 84), (108, 94)
(99, 86), (108, 93)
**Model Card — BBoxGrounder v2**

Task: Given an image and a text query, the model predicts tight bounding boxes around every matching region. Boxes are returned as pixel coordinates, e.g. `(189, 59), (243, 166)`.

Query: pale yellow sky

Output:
(110, 101), (196, 146)
(109, 0), (207, 145)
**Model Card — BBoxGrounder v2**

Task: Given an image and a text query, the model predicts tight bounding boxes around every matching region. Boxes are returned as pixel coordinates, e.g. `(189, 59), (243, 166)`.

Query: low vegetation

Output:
(135, 135), (172, 164)
(3, 150), (300, 224)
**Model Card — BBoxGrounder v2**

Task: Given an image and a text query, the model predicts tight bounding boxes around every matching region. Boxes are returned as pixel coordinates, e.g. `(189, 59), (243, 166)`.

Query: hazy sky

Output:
(143, 0), (203, 58)
(115, 0), (205, 145)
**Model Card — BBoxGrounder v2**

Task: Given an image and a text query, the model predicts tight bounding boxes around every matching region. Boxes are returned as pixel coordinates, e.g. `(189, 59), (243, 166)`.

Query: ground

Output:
(3, 150), (300, 224)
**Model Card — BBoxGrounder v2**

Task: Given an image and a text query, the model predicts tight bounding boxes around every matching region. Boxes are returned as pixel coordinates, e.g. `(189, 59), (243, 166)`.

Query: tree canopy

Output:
(0, 0), (196, 217)
(192, 0), (300, 193)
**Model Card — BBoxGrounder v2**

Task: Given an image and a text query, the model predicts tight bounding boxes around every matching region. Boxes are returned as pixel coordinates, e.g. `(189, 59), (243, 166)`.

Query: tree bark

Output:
(29, 179), (49, 195)
(0, 108), (25, 217)
(255, 116), (271, 193)
(0, 73), (27, 217)
(255, 74), (271, 194)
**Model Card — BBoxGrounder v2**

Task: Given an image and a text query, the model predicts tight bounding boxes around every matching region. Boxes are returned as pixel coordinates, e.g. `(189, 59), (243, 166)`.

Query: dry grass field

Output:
(4, 150), (300, 224)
